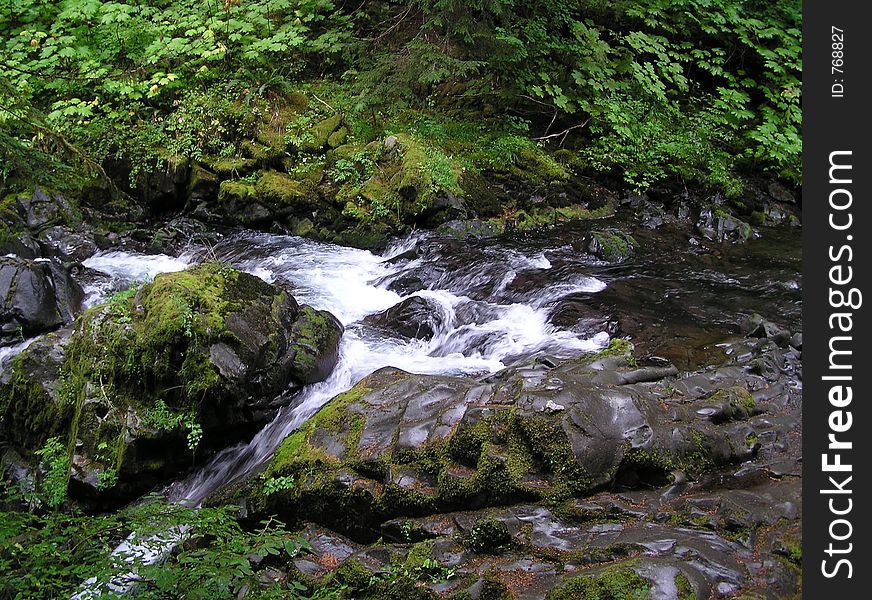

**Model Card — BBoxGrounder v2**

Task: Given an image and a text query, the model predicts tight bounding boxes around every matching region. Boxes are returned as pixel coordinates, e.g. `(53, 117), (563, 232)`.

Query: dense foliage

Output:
(0, 482), (463, 600)
(0, 0), (800, 197)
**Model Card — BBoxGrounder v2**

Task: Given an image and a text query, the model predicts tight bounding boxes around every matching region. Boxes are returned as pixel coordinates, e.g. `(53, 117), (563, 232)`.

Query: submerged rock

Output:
(0, 263), (343, 503)
(363, 296), (445, 340)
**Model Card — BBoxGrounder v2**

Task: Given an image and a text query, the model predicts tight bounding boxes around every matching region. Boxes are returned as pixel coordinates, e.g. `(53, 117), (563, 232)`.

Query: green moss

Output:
(600, 338), (634, 358)
(0, 348), (71, 452)
(403, 541), (436, 569)
(208, 157), (257, 177)
(288, 306), (343, 383)
(710, 385), (756, 414)
(547, 566), (651, 600)
(218, 180), (256, 202)
(476, 570), (513, 600)
(327, 127), (349, 148)
(254, 171), (305, 206)
(463, 517), (513, 554)
(750, 211), (767, 226)
(517, 415), (591, 500)
(302, 115), (342, 152)
(267, 382), (372, 479)
(45, 264), (289, 480)
(187, 165), (217, 194)
(333, 559), (372, 590)
(590, 230), (636, 262)
(240, 139), (284, 163)
(675, 572), (694, 600)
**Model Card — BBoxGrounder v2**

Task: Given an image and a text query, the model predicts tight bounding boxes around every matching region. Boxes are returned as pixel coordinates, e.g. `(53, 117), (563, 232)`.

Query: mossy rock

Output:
(255, 171), (306, 207)
(0, 330), (73, 452)
(463, 517), (514, 554)
(327, 127), (349, 149)
(288, 306), (344, 384)
(547, 566), (651, 600)
(253, 340), (760, 537)
(587, 230), (637, 263)
(240, 139), (284, 164)
(187, 165), (219, 203)
(218, 180), (256, 203)
(206, 157), (259, 178)
(1, 264), (343, 503)
(302, 115), (342, 153)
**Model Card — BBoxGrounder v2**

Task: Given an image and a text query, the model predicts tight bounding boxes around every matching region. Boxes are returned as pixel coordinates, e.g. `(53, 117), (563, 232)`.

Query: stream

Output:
(64, 217), (800, 506)
(1, 215), (802, 598)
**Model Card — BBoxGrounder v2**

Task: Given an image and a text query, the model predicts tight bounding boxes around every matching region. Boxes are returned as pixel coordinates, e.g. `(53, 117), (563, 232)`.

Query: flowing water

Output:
(3, 219), (801, 506)
(68, 220), (802, 506)
(39, 217), (799, 598)
(74, 229), (609, 504)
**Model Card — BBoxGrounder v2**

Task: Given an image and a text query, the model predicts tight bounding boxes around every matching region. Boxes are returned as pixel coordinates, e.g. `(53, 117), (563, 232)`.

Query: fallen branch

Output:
(533, 120), (590, 142)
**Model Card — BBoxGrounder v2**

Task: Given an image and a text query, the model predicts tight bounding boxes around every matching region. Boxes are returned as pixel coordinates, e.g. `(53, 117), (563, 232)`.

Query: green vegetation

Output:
(463, 517), (514, 554)
(1, 0), (800, 210)
(0, 486), (313, 599)
(547, 565), (651, 600)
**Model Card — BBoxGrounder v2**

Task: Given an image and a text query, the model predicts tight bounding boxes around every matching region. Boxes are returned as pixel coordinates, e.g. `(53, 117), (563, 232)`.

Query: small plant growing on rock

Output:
(34, 436), (70, 508)
(463, 517), (513, 555)
(262, 475), (295, 496)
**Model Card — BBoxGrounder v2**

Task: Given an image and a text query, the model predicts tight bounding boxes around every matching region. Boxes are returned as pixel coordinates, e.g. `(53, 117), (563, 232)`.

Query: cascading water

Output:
(59, 228), (609, 598)
(66, 230), (609, 505)
(172, 231), (609, 503)
(47, 221), (803, 599)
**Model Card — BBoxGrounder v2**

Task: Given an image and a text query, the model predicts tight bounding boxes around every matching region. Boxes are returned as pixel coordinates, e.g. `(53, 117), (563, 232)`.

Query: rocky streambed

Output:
(0, 186), (801, 599)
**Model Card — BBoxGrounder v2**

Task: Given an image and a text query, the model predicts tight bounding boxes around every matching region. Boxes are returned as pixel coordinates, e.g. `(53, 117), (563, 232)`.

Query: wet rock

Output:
(20, 187), (79, 231)
(0, 329), (72, 450)
(547, 297), (617, 337)
(38, 226), (98, 262)
(386, 274), (426, 296)
(255, 339), (789, 542)
(586, 229), (637, 263)
(0, 264), (343, 505)
(287, 305), (344, 384)
(0, 257), (84, 345)
(696, 206), (753, 243)
(0, 233), (41, 260)
(363, 296), (445, 340)
(740, 313), (791, 346)
(146, 217), (213, 255)
(438, 219), (502, 239)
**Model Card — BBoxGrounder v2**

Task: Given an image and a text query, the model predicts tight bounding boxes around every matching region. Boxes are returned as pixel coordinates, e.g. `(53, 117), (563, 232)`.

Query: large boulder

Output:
(17, 187), (80, 231)
(0, 263), (343, 503)
(252, 339), (776, 540)
(38, 225), (98, 262)
(0, 256), (84, 345)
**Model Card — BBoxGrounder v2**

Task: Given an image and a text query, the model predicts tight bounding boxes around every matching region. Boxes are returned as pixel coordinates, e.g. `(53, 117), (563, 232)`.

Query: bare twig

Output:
(542, 110), (558, 138)
(532, 120), (590, 142)
(311, 93), (336, 113)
